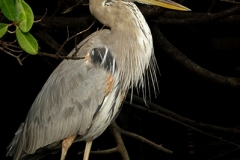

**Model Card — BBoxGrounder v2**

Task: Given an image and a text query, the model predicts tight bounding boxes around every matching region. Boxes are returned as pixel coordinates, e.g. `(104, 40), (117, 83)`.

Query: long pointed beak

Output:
(137, 0), (191, 11)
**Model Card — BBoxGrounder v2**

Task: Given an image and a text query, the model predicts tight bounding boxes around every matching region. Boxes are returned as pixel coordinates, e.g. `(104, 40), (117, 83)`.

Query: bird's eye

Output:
(105, 2), (111, 6)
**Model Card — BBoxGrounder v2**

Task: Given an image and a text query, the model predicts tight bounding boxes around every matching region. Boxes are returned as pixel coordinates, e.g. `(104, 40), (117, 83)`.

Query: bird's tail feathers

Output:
(6, 123), (25, 158)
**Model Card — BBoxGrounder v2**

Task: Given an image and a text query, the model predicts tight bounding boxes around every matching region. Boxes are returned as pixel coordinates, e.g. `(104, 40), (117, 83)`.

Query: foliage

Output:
(0, 0), (38, 55)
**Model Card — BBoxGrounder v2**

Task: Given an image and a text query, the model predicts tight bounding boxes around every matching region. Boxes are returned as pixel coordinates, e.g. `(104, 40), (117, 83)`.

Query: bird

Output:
(6, 0), (190, 160)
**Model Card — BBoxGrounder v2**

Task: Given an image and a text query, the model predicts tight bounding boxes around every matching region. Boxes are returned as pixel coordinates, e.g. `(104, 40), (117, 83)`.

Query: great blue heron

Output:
(6, 0), (190, 160)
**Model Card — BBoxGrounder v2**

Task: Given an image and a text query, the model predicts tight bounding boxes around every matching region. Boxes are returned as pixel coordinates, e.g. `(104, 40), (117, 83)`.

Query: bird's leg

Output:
(60, 134), (77, 160)
(83, 141), (93, 160)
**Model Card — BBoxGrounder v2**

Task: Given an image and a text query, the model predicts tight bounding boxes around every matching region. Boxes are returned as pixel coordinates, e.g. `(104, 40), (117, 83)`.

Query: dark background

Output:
(1, 0), (240, 160)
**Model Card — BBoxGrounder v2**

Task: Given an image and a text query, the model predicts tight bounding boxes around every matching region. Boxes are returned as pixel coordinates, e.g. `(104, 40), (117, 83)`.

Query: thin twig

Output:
(2, 45), (23, 53)
(34, 31), (68, 56)
(21, 54), (29, 62)
(7, 30), (16, 34)
(90, 147), (118, 155)
(34, 9), (47, 23)
(130, 94), (240, 134)
(3, 39), (18, 46)
(114, 121), (173, 154)
(15, 54), (23, 65)
(220, 0), (240, 4)
(62, 0), (84, 14)
(155, 5), (240, 25)
(126, 101), (240, 148)
(151, 24), (240, 89)
(0, 47), (23, 65)
(38, 52), (85, 60)
(209, 147), (240, 160)
(50, 0), (66, 25)
(55, 21), (95, 56)
(54, 26), (70, 56)
(79, 147), (118, 155)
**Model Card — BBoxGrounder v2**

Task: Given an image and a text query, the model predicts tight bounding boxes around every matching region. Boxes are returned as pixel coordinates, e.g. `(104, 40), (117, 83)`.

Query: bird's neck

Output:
(90, 0), (155, 91)
(110, 21), (153, 91)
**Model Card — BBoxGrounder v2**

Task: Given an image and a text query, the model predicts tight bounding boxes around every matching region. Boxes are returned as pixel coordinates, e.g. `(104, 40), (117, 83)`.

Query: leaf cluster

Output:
(0, 0), (38, 54)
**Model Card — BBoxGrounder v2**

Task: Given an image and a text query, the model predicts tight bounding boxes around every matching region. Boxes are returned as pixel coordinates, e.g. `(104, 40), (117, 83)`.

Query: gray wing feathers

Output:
(7, 29), (112, 160)
(10, 60), (108, 160)
(6, 123), (24, 157)
(23, 60), (108, 153)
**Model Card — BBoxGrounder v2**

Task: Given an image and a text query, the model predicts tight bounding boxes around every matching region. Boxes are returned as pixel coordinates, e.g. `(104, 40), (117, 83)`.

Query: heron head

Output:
(89, 0), (190, 29)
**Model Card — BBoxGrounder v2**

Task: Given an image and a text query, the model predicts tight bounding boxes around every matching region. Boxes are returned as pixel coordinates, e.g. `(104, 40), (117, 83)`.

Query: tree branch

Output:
(38, 52), (85, 60)
(109, 122), (130, 160)
(221, 0), (240, 4)
(34, 31), (68, 56)
(130, 94), (240, 134)
(34, 15), (94, 29)
(88, 147), (118, 155)
(0, 45), (24, 65)
(151, 24), (240, 89)
(155, 5), (240, 25)
(127, 101), (240, 148)
(113, 121), (173, 154)
(31, 5), (240, 32)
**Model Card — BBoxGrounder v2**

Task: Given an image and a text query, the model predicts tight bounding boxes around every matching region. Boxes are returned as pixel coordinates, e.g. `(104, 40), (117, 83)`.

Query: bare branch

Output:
(0, 46), (23, 65)
(89, 147), (118, 155)
(2, 44), (23, 53)
(221, 0), (240, 4)
(37, 21), (95, 60)
(62, 0), (84, 14)
(114, 121), (173, 154)
(34, 15), (94, 29)
(34, 9), (47, 23)
(79, 147), (118, 155)
(130, 94), (240, 134)
(154, 5), (240, 25)
(125, 101), (240, 148)
(151, 24), (240, 89)
(78, 120), (172, 158)
(38, 52), (85, 60)
(55, 21), (95, 56)
(110, 122), (130, 160)
(20, 54), (29, 63)
(209, 147), (240, 160)
(34, 31), (68, 56)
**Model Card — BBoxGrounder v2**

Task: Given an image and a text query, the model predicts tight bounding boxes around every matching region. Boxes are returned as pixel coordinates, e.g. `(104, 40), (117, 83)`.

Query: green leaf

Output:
(16, 28), (38, 55)
(0, 0), (15, 21)
(0, 23), (8, 38)
(16, 1), (34, 32)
